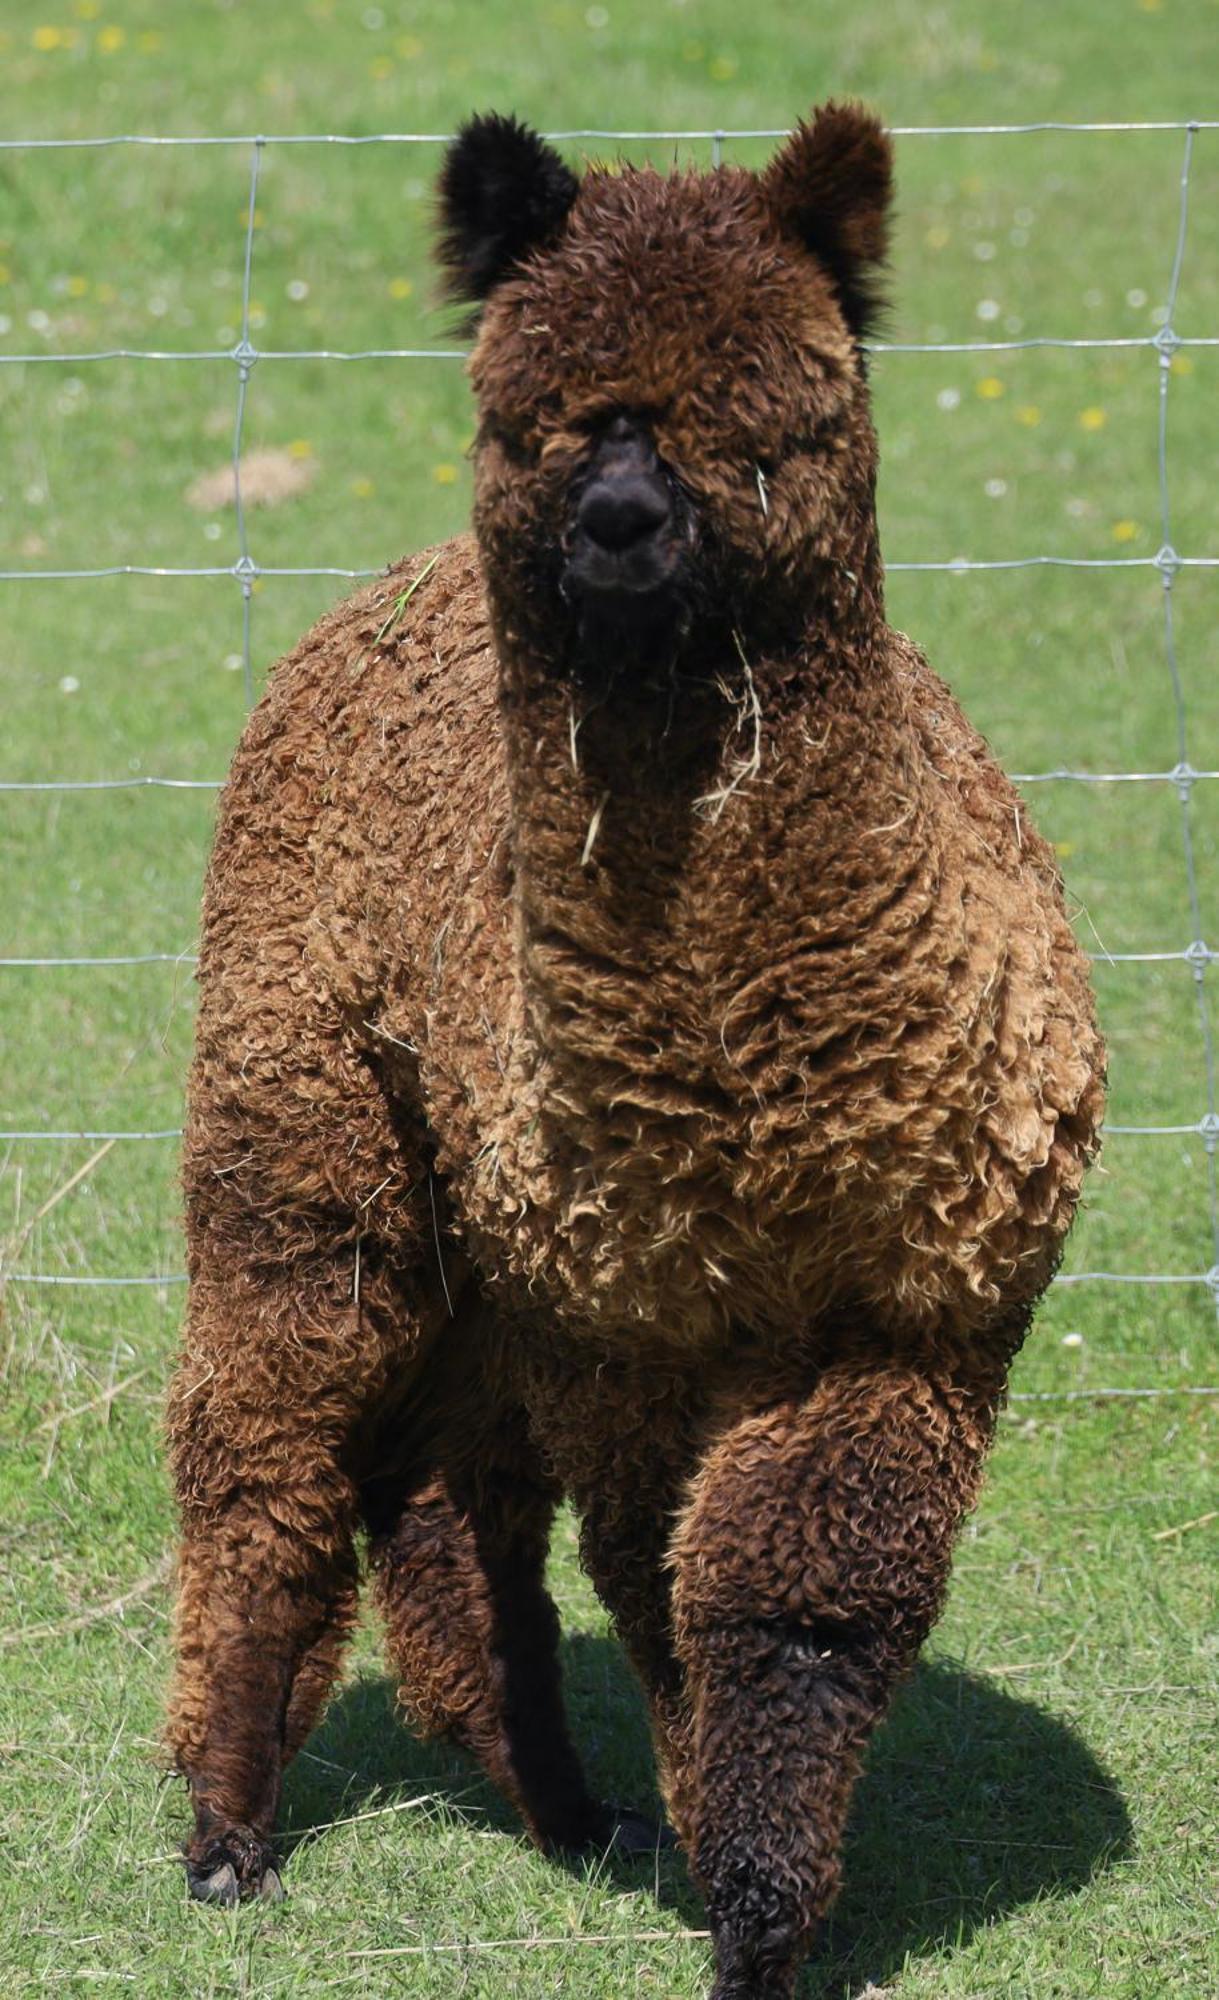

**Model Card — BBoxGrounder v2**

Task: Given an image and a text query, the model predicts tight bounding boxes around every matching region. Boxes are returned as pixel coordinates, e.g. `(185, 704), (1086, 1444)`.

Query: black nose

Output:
(576, 477), (671, 553)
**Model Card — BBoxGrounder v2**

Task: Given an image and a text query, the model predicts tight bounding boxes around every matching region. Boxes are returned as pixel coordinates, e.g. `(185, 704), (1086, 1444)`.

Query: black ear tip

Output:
(441, 110), (544, 180)
(436, 112), (538, 237)
(762, 99), (894, 343)
(813, 98), (893, 157)
(435, 111), (580, 311)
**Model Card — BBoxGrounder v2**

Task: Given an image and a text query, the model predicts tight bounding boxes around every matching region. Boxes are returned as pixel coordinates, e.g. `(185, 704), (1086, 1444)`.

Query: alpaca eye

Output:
(482, 421), (537, 464)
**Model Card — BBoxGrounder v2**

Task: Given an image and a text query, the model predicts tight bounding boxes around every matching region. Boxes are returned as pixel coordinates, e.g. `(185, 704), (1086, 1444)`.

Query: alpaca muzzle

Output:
(563, 414), (686, 619)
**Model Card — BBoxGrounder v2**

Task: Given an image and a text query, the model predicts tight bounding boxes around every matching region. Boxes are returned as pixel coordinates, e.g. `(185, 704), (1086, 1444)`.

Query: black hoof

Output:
(598, 1801), (678, 1858)
(184, 1829), (284, 1907)
(259, 1867), (286, 1904)
(188, 1859), (239, 1906)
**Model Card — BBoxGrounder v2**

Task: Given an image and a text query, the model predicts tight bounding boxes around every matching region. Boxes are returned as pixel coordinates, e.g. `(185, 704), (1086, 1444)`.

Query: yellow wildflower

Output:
(977, 377), (1005, 399)
(1014, 404), (1042, 426)
(432, 463), (459, 485)
(97, 22), (125, 51)
(1078, 407), (1107, 431)
(1111, 520), (1139, 542)
(387, 277), (413, 301)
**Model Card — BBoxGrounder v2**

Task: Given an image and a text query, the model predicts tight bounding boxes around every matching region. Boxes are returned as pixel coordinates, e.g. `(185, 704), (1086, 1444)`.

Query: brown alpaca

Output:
(167, 105), (1104, 1998)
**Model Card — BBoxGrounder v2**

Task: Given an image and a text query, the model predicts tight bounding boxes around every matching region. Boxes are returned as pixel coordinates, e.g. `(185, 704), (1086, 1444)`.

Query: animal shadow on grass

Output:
(281, 1637), (1130, 1996)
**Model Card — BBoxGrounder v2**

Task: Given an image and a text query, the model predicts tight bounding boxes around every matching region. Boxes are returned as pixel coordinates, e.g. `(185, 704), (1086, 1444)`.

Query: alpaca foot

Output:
(185, 1826), (285, 1906)
(706, 1912), (803, 2000)
(541, 1798), (674, 1861)
(603, 1808), (679, 1848)
(593, 1801), (678, 1858)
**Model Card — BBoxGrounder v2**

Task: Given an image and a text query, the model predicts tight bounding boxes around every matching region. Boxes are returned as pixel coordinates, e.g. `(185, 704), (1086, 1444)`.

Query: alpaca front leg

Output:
(171, 1500), (359, 1902)
(670, 1334), (1013, 2000)
(165, 1257), (403, 1904)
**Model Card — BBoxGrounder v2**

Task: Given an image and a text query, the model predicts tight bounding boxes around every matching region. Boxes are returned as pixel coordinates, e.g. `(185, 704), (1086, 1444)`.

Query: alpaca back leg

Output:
(367, 1417), (609, 1854)
(282, 1599), (361, 1761)
(522, 1344), (706, 1842)
(576, 1492), (692, 1815)
(167, 1256), (414, 1902)
(669, 1328), (1017, 2000)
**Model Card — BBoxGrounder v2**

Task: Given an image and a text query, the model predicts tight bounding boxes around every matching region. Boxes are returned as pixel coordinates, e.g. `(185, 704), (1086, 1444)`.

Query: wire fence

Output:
(1, 121), (1217, 1381)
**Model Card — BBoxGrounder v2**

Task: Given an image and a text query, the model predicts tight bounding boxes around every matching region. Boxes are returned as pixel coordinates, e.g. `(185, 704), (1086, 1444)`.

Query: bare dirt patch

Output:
(186, 447), (317, 512)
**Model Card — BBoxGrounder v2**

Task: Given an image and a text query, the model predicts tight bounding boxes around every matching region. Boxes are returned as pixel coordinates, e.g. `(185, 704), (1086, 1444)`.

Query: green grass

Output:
(1, 0), (1217, 1993)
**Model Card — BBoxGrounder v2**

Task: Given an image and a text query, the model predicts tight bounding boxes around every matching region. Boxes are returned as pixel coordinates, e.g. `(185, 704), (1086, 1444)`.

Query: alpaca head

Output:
(436, 105), (893, 675)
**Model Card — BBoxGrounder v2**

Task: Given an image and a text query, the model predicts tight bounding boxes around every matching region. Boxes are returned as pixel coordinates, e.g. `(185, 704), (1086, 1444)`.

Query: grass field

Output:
(1, 1), (1217, 1994)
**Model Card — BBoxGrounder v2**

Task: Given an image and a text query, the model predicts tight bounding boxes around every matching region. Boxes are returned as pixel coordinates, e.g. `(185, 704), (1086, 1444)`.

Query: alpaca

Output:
(167, 105), (1104, 1999)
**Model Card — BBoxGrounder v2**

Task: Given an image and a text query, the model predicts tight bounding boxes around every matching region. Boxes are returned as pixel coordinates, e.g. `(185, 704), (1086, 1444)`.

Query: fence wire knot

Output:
(1171, 761), (1197, 800)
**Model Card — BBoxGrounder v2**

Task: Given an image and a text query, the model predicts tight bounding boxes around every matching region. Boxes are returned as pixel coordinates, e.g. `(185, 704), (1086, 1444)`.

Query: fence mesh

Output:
(1, 122), (1216, 1385)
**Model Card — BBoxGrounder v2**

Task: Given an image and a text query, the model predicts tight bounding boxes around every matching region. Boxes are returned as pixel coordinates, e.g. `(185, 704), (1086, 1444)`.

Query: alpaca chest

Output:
(422, 886), (1099, 1348)
(432, 988), (879, 1345)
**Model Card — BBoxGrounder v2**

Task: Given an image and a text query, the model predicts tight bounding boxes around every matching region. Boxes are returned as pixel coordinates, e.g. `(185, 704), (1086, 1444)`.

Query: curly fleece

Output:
(166, 103), (1104, 1997)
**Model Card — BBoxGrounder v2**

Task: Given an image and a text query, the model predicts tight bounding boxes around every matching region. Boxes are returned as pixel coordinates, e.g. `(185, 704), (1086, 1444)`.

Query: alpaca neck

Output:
(493, 590), (937, 1072)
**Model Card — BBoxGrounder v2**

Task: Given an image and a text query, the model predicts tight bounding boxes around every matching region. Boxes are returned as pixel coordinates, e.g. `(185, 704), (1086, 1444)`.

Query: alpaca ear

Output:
(762, 101), (893, 342)
(435, 113), (580, 313)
